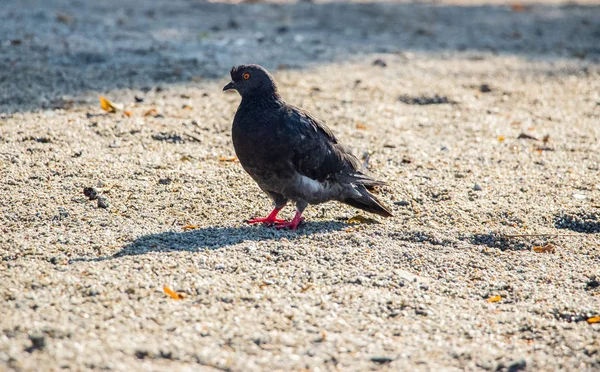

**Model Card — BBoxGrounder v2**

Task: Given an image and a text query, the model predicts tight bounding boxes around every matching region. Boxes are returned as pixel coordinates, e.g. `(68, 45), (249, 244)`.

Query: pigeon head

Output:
(223, 64), (278, 97)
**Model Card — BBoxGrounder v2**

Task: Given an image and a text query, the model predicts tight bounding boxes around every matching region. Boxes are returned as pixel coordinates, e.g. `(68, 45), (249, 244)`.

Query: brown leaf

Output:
(182, 225), (198, 231)
(486, 295), (501, 303)
(498, 135), (505, 142)
(182, 104), (193, 110)
(356, 122), (367, 130)
(347, 215), (380, 224)
(301, 284), (313, 293)
(163, 286), (184, 300)
(99, 96), (122, 113)
(533, 243), (555, 253)
(219, 156), (238, 162)
(587, 316), (600, 324)
(143, 108), (158, 117)
(123, 111), (132, 117)
(511, 4), (528, 12)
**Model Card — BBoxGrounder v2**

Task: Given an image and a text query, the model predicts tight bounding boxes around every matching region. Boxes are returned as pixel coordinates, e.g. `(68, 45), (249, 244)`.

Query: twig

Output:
(183, 130), (203, 143)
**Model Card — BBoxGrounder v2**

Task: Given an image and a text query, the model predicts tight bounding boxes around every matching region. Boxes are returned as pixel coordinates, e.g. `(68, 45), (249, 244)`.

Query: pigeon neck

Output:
(240, 90), (283, 107)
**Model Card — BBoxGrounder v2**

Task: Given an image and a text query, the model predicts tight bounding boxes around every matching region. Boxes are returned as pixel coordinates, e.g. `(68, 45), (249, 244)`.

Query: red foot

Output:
(247, 208), (285, 225)
(275, 211), (304, 230)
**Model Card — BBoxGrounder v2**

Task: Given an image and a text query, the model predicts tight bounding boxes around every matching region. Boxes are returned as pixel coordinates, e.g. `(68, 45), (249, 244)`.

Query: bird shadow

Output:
(70, 221), (347, 263)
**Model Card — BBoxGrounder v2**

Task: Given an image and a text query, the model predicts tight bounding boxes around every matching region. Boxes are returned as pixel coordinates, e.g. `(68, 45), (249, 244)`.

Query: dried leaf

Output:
(301, 284), (313, 293)
(356, 122), (367, 130)
(542, 135), (550, 143)
(143, 108), (158, 117)
(498, 136), (505, 142)
(123, 111), (132, 117)
(219, 156), (238, 162)
(57, 14), (74, 24)
(533, 243), (555, 253)
(163, 286), (184, 300)
(182, 104), (193, 110)
(347, 214), (380, 224)
(182, 225), (198, 231)
(587, 316), (600, 324)
(511, 3), (528, 12)
(99, 96), (122, 113)
(487, 295), (501, 303)
(180, 155), (192, 162)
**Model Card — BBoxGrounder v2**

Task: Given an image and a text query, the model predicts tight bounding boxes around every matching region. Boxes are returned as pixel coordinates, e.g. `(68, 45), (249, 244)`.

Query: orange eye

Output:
(243, 73), (250, 80)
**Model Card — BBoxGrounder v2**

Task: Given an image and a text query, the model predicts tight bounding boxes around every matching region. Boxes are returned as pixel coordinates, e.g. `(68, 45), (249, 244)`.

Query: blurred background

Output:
(1, 0), (598, 112)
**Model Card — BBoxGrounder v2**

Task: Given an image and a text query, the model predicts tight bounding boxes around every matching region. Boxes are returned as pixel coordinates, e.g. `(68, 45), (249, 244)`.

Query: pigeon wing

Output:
(281, 106), (385, 187)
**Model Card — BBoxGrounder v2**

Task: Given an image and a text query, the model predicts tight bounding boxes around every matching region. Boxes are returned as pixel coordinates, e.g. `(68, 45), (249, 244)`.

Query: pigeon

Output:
(223, 64), (392, 230)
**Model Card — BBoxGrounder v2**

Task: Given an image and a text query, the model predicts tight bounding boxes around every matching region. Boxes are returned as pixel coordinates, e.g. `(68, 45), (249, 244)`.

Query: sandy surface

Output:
(1, 0), (600, 371)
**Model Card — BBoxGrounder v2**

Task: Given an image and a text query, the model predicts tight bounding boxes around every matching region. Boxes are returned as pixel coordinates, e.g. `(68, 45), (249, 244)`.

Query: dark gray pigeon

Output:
(223, 64), (392, 230)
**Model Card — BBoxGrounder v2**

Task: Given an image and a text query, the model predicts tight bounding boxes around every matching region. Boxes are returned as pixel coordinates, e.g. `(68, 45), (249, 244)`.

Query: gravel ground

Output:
(1, 0), (600, 371)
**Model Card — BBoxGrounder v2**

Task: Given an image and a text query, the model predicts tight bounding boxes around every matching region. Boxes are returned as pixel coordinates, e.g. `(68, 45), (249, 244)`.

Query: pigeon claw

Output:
(247, 207), (285, 225)
(247, 217), (286, 225)
(275, 212), (304, 230)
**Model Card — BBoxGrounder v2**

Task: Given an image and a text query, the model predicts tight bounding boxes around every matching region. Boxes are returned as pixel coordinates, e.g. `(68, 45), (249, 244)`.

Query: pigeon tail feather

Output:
(341, 185), (393, 218)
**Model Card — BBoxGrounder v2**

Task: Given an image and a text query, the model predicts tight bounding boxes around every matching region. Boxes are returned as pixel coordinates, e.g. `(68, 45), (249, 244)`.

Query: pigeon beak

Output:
(223, 81), (236, 92)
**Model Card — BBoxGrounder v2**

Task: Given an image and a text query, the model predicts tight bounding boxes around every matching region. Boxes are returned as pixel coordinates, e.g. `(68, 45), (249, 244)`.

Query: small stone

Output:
(394, 201), (410, 207)
(371, 356), (394, 364)
(58, 207), (69, 219)
(479, 84), (492, 93)
(473, 184), (483, 191)
(135, 349), (150, 359)
(276, 25), (289, 34)
(27, 333), (46, 351)
(586, 276), (600, 290)
(97, 197), (109, 209)
(158, 178), (172, 185)
(83, 187), (98, 200)
(416, 304), (431, 316)
(507, 359), (526, 372)
(372, 59), (387, 67)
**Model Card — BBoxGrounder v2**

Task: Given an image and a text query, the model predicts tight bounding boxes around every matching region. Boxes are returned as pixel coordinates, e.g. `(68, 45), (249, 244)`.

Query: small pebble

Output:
(372, 59), (387, 67)
(28, 333), (46, 351)
(83, 187), (98, 200)
(479, 84), (492, 93)
(97, 197), (109, 209)
(473, 184), (483, 191)
(371, 356), (394, 364)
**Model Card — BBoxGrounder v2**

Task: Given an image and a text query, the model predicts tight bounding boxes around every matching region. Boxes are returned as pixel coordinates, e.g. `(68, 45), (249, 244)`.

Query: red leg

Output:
(275, 211), (304, 230)
(247, 207), (285, 225)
